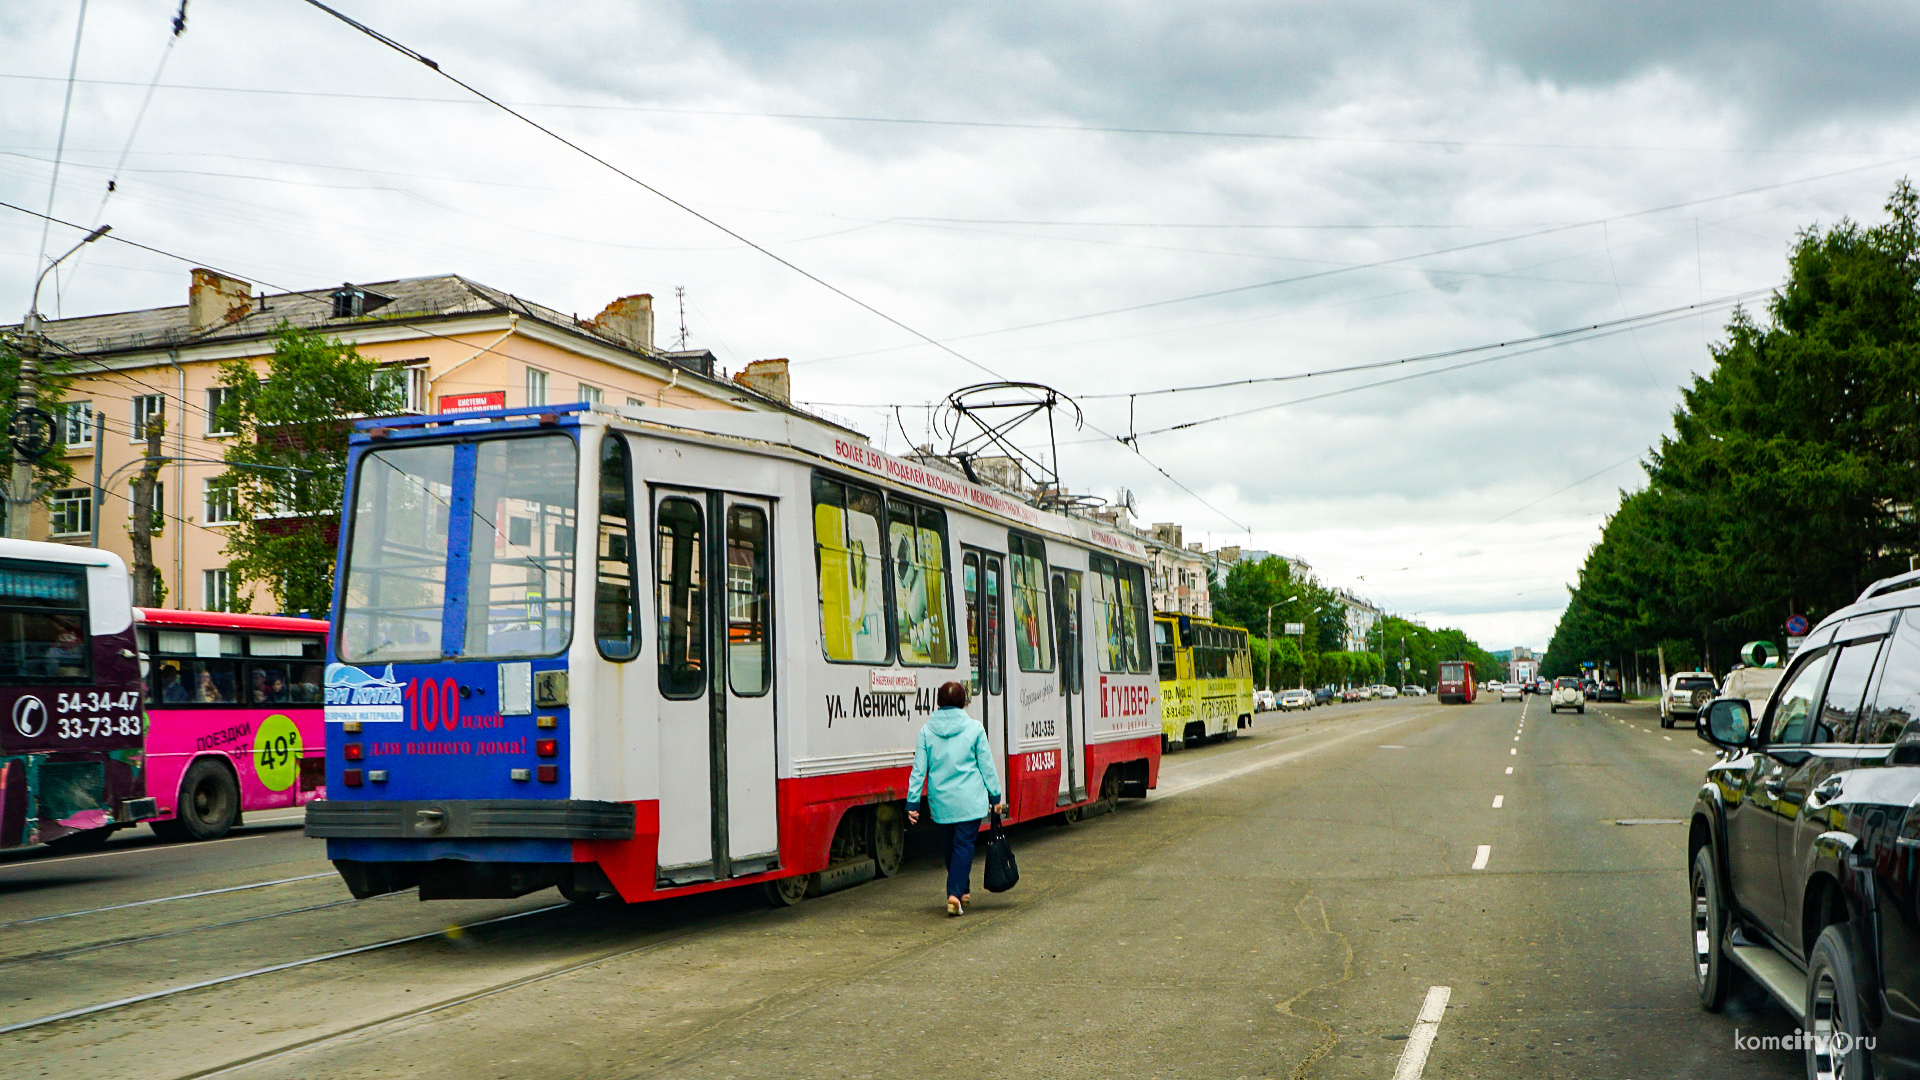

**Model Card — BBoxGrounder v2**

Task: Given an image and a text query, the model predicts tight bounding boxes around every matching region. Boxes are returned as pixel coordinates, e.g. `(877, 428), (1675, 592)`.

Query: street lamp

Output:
(12, 224), (111, 540)
(1265, 595), (1299, 692)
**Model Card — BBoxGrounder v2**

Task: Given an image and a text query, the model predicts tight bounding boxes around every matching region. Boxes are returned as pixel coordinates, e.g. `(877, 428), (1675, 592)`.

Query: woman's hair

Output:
(937, 681), (968, 708)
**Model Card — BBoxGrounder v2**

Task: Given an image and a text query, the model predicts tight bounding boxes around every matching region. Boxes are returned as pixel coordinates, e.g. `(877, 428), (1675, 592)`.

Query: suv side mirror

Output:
(1698, 697), (1753, 750)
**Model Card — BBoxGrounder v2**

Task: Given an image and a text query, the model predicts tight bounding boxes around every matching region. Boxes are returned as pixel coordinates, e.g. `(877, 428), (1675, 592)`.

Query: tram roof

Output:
(353, 404), (1150, 560)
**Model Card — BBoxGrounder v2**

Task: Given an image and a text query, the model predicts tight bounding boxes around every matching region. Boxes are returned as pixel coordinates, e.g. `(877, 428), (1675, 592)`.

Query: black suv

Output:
(1691, 569), (1920, 1077)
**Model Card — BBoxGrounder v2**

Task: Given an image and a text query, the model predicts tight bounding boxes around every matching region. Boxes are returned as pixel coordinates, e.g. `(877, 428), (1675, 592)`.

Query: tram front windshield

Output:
(339, 435), (577, 663)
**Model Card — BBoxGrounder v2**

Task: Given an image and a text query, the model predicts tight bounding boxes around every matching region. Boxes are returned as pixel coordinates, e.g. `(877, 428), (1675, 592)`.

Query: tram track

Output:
(0, 894), (382, 969)
(0, 872), (336, 930)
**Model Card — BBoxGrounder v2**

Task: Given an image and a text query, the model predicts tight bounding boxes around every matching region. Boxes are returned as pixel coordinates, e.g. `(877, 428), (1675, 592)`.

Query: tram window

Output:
(340, 443), (455, 663)
(1117, 561), (1151, 675)
(656, 497), (707, 699)
(1008, 533), (1054, 672)
(727, 505), (770, 696)
(984, 557), (1005, 695)
(964, 553), (983, 695)
(811, 476), (890, 664)
(1154, 620), (1176, 682)
(1091, 555), (1154, 676)
(466, 436), (577, 659)
(595, 435), (639, 661)
(890, 501), (954, 667)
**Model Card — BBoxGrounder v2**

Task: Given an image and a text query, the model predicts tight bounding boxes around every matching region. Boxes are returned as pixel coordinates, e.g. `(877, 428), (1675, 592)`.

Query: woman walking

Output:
(906, 681), (1006, 916)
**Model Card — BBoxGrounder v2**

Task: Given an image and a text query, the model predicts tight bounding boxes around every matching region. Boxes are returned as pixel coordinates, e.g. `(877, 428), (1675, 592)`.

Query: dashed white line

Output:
(1471, 845), (1491, 870)
(1663, 736), (1672, 741)
(1509, 748), (1516, 756)
(1504, 766), (1513, 774)
(1691, 748), (1706, 755)
(1391, 985), (1454, 1080)
(1491, 795), (1504, 808)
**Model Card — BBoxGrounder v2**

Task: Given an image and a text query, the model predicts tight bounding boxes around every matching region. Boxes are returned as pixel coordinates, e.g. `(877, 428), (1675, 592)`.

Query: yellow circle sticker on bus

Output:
(253, 714), (301, 792)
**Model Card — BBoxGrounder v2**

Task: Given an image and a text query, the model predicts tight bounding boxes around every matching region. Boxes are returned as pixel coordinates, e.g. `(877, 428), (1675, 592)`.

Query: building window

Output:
(578, 383), (602, 404)
(49, 488), (92, 537)
(526, 368), (549, 407)
(127, 480), (164, 535)
(205, 387), (236, 436)
(626, 397), (645, 408)
(58, 401), (93, 448)
(204, 568), (232, 613)
(373, 362), (429, 413)
(204, 478), (238, 525)
(132, 394), (165, 441)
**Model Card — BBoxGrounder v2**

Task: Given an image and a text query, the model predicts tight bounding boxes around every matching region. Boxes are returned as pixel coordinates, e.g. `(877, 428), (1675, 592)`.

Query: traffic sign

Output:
(1785, 614), (1809, 637)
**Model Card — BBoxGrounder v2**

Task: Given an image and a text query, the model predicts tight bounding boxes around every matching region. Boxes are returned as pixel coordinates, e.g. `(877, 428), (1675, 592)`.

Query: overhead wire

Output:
(30, 0), (89, 299)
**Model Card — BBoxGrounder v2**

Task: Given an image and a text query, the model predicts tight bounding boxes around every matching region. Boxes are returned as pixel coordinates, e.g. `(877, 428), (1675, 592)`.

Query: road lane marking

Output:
(1391, 985), (1453, 1080)
(1491, 795), (1504, 808)
(1691, 748), (1706, 755)
(1509, 748), (1516, 755)
(0, 873), (335, 930)
(1504, 766), (1512, 774)
(1663, 736), (1672, 741)
(1471, 846), (1491, 870)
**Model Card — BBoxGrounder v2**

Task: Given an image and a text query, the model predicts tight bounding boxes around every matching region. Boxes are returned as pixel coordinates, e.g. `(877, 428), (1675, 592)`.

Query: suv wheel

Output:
(1691, 845), (1743, 1011)
(1807, 924), (1875, 1080)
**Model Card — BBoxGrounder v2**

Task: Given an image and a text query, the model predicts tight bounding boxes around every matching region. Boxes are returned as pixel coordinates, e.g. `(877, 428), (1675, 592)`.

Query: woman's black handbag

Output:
(983, 810), (1019, 893)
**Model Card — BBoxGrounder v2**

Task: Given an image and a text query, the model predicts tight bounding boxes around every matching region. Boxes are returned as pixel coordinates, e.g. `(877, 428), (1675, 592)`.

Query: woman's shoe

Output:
(947, 896), (963, 916)
(961, 893), (971, 905)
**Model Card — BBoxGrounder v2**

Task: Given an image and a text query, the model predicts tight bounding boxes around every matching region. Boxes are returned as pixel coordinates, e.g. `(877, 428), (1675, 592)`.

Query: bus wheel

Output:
(45, 825), (117, 853)
(872, 804), (906, 878)
(763, 873), (809, 907)
(175, 759), (240, 841)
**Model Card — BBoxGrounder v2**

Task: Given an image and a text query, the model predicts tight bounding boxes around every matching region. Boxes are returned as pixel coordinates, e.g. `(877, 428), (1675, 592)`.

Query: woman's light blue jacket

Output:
(906, 707), (1003, 824)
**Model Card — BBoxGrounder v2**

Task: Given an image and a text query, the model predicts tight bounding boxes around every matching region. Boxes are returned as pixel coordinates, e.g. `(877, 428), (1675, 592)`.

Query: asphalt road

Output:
(0, 695), (1809, 1079)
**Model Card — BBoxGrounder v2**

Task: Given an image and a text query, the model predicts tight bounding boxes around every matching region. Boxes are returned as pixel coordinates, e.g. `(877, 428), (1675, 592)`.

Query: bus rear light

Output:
(343, 743), (362, 760)
(368, 770), (388, 783)
(536, 764), (558, 782)
(510, 768), (531, 781)
(536, 739), (558, 757)
(343, 769), (363, 787)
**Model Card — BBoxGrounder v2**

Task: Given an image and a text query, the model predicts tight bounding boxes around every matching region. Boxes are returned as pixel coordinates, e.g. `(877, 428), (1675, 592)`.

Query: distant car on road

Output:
(1400, 685), (1426, 697)
(1253, 689), (1276, 712)
(1342, 687), (1366, 703)
(1278, 688), (1313, 711)
(1313, 687), (1338, 706)
(1500, 682), (1523, 701)
(1549, 676), (1585, 714)
(1596, 681), (1623, 702)
(1377, 685), (1399, 699)
(1688, 567), (1920, 1076)
(1660, 671), (1719, 728)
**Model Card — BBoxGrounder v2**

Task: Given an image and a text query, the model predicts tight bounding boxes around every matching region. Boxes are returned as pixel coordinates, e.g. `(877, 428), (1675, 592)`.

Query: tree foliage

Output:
(214, 326), (402, 616)
(0, 335), (81, 529)
(1544, 181), (1920, 677)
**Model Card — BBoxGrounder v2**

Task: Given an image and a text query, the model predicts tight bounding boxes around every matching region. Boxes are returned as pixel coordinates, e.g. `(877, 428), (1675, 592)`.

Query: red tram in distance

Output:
(1438, 660), (1476, 705)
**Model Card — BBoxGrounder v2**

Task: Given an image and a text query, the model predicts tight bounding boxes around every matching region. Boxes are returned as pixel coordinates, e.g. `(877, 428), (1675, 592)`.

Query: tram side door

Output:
(961, 549), (1008, 776)
(1052, 569), (1085, 805)
(652, 488), (780, 887)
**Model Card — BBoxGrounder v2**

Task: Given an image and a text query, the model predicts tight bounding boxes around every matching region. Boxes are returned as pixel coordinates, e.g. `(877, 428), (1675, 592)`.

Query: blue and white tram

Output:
(307, 404), (1163, 904)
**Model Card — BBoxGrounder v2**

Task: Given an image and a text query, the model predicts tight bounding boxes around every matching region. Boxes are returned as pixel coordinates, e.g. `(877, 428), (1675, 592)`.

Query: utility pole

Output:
(130, 416), (165, 606)
(11, 223), (109, 540)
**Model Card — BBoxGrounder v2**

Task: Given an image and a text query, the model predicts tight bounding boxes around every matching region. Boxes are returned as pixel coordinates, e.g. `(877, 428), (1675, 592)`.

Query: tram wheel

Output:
(44, 825), (117, 853)
(763, 873), (809, 907)
(1099, 767), (1122, 815)
(174, 759), (240, 841)
(872, 803), (906, 878)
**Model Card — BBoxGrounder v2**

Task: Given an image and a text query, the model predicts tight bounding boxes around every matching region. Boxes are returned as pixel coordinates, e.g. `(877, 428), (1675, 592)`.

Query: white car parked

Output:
(1279, 688), (1313, 711)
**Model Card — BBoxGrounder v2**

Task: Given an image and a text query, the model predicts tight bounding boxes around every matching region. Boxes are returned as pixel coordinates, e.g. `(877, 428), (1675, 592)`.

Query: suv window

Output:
(1675, 676), (1716, 691)
(1815, 636), (1885, 744)
(1865, 615), (1920, 744)
(1766, 650), (1833, 746)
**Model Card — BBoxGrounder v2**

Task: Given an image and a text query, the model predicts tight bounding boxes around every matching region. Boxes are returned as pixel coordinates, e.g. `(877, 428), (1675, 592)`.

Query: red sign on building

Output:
(439, 391), (506, 414)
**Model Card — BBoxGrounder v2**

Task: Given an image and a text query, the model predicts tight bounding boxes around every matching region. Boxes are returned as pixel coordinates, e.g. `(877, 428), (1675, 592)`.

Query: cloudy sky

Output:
(7, 1), (1920, 650)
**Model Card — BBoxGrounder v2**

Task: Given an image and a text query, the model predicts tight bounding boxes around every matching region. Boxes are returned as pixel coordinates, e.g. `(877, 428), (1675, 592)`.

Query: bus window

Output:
(340, 443), (455, 663)
(0, 560), (90, 682)
(1008, 533), (1053, 672)
(727, 504), (770, 696)
(466, 436), (577, 659)
(890, 501), (954, 666)
(656, 496), (706, 699)
(248, 663), (292, 704)
(812, 476), (890, 663)
(595, 434), (639, 661)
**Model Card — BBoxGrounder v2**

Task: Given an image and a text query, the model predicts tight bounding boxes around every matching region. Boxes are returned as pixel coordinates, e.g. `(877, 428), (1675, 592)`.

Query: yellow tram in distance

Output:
(1152, 614), (1255, 749)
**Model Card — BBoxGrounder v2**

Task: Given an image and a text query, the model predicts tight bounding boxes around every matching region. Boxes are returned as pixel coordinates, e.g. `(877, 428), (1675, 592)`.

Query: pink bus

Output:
(137, 608), (328, 840)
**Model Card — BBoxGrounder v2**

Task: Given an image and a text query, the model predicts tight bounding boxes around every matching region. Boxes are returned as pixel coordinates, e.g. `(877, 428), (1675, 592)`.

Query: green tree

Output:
(214, 326), (403, 615)
(0, 336), (80, 534)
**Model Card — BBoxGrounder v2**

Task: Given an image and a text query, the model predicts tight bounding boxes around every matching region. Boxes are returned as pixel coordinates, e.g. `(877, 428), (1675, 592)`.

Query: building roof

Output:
(4, 273), (853, 432)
